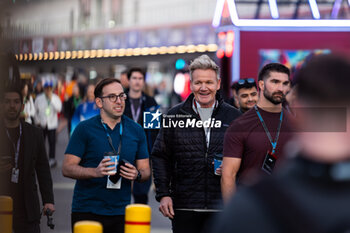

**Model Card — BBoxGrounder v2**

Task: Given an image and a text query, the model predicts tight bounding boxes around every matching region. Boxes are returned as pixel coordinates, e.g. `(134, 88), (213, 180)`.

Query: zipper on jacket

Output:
(180, 102), (216, 209)
(204, 150), (208, 209)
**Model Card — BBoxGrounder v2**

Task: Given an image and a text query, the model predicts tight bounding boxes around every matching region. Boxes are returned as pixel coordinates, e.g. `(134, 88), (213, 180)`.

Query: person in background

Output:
(55, 74), (68, 135)
(283, 80), (298, 116)
(124, 67), (159, 204)
(225, 83), (239, 109)
(233, 78), (259, 113)
(70, 84), (100, 134)
(0, 85), (55, 233)
(20, 82), (35, 124)
(34, 80), (62, 168)
(33, 79), (43, 100)
(120, 70), (129, 91)
(65, 73), (77, 99)
(64, 84), (81, 136)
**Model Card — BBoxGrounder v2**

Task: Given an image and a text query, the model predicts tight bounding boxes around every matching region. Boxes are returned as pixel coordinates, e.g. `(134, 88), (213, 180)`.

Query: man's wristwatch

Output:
(136, 170), (142, 182)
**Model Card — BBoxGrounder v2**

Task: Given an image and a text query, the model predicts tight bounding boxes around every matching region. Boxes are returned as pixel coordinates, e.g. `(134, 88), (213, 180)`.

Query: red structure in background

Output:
(240, 31), (350, 79)
(212, 0), (350, 99)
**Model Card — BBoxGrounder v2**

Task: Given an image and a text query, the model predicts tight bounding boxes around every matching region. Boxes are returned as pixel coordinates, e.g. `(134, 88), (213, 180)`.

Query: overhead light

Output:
(208, 44), (218, 52)
(60, 51), (65, 59)
(54, 52), (60, 60)
(176, 45), (187, 54)
(96, 50), (103, 58)
(159, 46), (167, 54)
(212, 0), (226, 27)
(196, 44), (207, 53)
(268, 0), (279, 19)
(213, 0), (350, 27)
(141, 47), (150, 56)
(167, 46), (176, 54)
(126, 48), (133, 56)
(119, 49), (126, 57)
(186, 45), (196, 53)
(133, 48), (141, 56)
(235, 19), (350, 27)
(71, 51), (77, 59)
(308, 0), (320, 19)
(65, 51), (71, 59)
(90, 50), (97, 58)
(108, 20), (115, 28)
(84, 50), (90, 59)
(150, 47), (159, 55)
(77, 50), (83, 59)
(110, 49), (118, 57)
(49, 52), (54, 60)
(104, 49), (111, 57)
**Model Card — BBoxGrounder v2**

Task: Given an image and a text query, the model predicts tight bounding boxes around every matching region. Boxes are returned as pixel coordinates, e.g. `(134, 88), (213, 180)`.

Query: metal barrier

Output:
(125, 204), (151, 233)
(0, 196), (13, 233)
(74, 220), (103, 233)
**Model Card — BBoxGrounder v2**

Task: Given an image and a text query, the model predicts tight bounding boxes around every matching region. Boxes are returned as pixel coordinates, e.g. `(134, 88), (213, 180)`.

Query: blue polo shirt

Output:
(65, 115), (149, 215)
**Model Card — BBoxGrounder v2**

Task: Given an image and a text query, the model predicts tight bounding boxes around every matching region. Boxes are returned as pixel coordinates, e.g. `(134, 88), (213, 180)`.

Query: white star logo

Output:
(150, 110), (162, 122)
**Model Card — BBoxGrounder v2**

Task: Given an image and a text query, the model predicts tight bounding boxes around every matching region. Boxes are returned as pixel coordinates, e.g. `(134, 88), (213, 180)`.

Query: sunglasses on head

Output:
(237, 78), (255, 85)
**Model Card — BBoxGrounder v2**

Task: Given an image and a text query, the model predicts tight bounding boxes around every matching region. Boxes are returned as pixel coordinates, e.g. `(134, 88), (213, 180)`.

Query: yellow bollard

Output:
(74, 220), (103, 233)
(125, 204), (151, 233)
(0, 196), (13, 233)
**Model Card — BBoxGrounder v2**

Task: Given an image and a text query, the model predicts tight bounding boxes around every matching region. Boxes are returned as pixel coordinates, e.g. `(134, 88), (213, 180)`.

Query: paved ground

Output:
(40, 125), (172, 233)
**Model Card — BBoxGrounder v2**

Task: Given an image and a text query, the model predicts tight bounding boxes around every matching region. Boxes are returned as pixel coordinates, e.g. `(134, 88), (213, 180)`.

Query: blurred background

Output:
(2, 0), (350, 106)
(0, 1), (350, 232)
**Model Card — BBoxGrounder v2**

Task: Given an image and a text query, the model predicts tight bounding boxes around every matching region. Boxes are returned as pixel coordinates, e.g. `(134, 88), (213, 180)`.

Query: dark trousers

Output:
(43, 128), (56, 159)
(71, 212), (124, 233)
(132, 176), (152, 204)
(13, 211), (40, 233)
(171, 210), (218, 233)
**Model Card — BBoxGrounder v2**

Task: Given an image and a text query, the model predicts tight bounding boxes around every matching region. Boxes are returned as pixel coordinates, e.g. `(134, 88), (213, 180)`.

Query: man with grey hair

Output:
(152, 54), (241, 233)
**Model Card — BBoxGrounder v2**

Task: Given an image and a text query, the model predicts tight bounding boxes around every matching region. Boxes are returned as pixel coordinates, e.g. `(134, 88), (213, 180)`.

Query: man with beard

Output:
(0, 86), (55, 233)
(221, 63), (293, 203)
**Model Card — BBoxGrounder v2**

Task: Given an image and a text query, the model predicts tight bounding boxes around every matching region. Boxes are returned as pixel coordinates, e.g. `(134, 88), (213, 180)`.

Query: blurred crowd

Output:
(19, 69), (183, 168)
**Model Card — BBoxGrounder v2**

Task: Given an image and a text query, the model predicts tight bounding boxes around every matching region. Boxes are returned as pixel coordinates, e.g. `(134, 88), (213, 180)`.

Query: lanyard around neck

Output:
(101, 119), (122, 155)
(6, 123), (22, 169)
(193, 99), (216, 148)
(254, 105), (283, 155)
(130, 97), (142, 122)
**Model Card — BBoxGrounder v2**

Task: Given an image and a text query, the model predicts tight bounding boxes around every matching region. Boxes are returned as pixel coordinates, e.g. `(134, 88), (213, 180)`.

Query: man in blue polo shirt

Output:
(62, 78), (150, 233)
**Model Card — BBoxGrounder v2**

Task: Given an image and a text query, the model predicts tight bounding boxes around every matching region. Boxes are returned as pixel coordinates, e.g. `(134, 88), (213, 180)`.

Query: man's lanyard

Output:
(46, 96), (51, 106)
(130, 98), (142, 122)
(6, 123), (22, 169)
(193, 100), (217, 148)
(101, 119), (122, 155)
(254, 105), (283, 155)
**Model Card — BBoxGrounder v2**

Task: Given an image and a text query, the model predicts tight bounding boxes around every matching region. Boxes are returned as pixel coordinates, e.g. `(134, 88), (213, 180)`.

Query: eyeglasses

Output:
(237, 78), (256, 86)
(99, 93), (127, 102)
